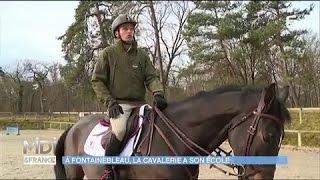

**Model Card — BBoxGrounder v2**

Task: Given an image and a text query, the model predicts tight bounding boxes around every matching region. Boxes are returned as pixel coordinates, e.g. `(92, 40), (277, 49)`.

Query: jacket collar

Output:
(115, 39), (137, 54)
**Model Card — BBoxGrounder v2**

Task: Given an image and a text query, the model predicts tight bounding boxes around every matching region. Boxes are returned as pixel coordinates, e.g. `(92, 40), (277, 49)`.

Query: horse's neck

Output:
(155, 91), (247, 151)
(166, 91), (244, 125)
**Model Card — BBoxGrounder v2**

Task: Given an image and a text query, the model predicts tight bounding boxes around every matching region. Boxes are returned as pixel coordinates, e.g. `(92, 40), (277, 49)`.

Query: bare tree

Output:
(147, 0), (166, 92)
(0, 64), (28, 112)
(25, 61), (51, 113)
(137, 1), (192, 93)
(159, 2), (190, 86)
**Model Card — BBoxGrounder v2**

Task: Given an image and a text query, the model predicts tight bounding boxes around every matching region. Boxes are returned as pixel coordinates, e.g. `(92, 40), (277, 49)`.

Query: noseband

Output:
(228, 90), (285, 178)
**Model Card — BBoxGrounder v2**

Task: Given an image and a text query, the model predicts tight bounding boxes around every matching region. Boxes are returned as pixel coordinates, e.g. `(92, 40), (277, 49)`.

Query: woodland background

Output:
(0, 1), (319, 113)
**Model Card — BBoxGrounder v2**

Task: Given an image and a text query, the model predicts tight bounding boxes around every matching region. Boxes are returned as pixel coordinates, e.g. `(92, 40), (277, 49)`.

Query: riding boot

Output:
(102, 134), (122, 180)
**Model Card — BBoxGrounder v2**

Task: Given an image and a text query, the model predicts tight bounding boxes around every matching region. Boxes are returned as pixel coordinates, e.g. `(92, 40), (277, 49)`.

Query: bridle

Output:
(135, 90), (285, 179)
(227, 90), (285, 178)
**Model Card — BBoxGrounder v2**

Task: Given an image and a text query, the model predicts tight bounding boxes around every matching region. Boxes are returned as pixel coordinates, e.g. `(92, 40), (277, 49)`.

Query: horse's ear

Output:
(264, 83), (276, 104)
(278, 85), (289, 103)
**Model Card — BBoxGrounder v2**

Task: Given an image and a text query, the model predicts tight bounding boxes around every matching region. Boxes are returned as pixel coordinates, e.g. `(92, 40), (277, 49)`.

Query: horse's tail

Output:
(54, 126), (72, 179)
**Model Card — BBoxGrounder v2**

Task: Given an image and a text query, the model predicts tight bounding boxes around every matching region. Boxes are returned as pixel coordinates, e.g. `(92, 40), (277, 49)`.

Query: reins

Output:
(135, 89), (285, 179)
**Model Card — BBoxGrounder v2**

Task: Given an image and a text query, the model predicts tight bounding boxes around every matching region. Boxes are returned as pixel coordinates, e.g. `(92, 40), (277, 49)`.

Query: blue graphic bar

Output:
(231, 156), (288, 165)
(62, 156), (288, 165)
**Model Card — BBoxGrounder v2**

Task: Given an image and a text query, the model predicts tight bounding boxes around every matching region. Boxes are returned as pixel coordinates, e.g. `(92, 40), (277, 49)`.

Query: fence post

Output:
(59, 112), (62, 121)
(299, 108), (302, 124)
(297, 131), (302, 147)
(68, 111), (70, 122)
(49, 122), (52, 129)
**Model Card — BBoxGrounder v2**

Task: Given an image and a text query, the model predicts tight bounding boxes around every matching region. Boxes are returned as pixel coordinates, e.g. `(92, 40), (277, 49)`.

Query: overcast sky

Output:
(0, 1), (319, 70)
(0, 1), (79, 69)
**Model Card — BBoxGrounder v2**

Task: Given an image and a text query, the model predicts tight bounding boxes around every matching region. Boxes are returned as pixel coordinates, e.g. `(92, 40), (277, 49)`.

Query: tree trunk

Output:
(95, 3), (108, 47)
(17, 84), (23, 112)
(67, 89), (70, 113)
(212, 8), (242, 82)
(82, 94), (86, 112)
(316, 85), (319, 107)
(274, 1), (300, 107)
(250, 51), (255, 85)
(39, 88), (44, 113)
(149, 0), (166, 93)
(30, 91), (36, 112)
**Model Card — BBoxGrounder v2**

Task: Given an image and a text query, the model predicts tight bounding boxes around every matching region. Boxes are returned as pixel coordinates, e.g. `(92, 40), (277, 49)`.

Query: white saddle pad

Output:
(84, 104), (150, 156)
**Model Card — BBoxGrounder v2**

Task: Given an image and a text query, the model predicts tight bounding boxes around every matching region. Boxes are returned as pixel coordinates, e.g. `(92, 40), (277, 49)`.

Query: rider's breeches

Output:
(108, 104), (136, 141)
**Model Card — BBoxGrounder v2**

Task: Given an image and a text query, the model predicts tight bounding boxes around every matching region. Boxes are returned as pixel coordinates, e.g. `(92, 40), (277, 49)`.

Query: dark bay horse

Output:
(54, 83), (290, 179)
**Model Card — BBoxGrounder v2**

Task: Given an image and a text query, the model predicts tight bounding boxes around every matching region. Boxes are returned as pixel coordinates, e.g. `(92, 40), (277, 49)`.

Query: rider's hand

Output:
(153, 93), (168, 110)
(108, 99), (124, 118)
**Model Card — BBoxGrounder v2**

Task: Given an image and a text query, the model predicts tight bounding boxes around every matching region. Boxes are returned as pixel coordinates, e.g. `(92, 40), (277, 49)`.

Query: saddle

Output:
(100, 105), (152, 152)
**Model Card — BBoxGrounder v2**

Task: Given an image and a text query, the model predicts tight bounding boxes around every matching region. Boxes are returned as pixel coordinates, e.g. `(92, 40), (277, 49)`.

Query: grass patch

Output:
(0, 119), (74, 130)
(0, 115), (79, 123)
(0, 119), (45, 130)
(282, 109), (320, 147)
(286, 110), (320, 131)
(283, 132), (320, 147)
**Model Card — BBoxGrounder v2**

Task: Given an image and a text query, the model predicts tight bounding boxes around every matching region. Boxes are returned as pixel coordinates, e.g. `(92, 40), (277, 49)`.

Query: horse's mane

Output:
(171, 84), (291, 123)
(183, 85), (264, 101)
(205, 85), (263, 95)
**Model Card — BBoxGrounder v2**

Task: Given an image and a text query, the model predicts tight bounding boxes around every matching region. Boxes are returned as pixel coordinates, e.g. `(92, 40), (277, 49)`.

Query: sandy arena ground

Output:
(0, 130), (319, 179)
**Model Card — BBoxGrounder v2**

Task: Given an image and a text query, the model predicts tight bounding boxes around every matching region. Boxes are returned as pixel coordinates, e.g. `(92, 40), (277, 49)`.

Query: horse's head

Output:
(228, 83), (291, 179)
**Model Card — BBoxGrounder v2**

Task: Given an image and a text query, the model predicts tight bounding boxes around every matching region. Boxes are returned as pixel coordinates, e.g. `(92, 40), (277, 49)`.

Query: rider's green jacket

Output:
(91, 39), (163, 105)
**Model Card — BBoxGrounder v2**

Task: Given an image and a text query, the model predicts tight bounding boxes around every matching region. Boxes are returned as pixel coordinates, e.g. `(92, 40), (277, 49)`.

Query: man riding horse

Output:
(91, 14), (168, 179)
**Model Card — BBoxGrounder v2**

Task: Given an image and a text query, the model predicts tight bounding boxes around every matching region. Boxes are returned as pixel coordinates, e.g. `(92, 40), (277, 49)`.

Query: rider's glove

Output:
(153, 92), (168, 110)
(107, 98), (124, 118)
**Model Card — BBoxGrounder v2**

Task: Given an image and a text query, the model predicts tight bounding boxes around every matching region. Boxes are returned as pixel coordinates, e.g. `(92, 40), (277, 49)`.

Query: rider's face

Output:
(117, 23), (135, 43)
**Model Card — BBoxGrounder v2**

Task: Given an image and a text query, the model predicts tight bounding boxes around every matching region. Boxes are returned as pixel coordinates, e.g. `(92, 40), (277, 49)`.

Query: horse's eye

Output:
(263, 132), (277, 144)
